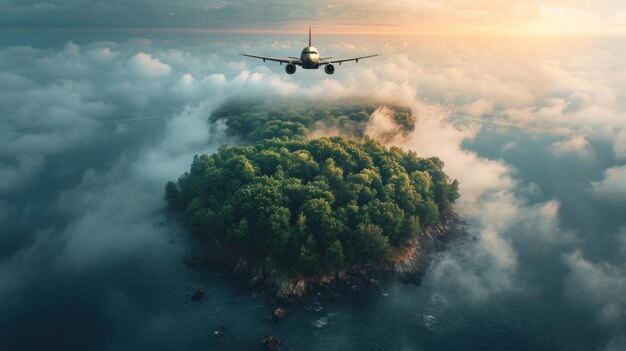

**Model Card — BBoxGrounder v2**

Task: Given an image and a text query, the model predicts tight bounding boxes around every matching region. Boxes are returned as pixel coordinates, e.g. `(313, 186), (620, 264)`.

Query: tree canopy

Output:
(166, 136), (459, 276)
(210, 99), (414, 142)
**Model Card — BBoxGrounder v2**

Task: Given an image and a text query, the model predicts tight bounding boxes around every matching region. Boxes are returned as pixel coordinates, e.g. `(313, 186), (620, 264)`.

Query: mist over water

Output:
(1, 31), (625, 350)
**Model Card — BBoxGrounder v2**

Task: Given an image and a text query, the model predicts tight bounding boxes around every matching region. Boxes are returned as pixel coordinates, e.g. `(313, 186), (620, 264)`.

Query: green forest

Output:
(210, 99), (414, 142)
(166, 107), (460, 275)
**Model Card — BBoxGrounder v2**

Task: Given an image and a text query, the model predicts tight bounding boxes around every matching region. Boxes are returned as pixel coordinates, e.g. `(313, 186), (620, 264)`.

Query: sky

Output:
(1, 1), (626, 350)
(2, 0), (626, 35)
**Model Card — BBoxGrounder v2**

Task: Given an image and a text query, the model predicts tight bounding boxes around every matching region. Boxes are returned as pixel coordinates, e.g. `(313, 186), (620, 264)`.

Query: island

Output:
(166, 100), (460, 302)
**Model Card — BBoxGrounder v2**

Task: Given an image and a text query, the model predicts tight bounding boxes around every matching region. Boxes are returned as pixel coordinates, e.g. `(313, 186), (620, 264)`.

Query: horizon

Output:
(2, 1), (626, 36)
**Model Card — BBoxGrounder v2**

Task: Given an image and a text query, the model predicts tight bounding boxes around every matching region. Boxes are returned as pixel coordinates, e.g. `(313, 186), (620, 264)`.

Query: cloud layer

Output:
(1, 33), (625, 350)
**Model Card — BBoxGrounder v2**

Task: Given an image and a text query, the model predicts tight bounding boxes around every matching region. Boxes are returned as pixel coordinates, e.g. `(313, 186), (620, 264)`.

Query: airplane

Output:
(241, 28), (379, 75)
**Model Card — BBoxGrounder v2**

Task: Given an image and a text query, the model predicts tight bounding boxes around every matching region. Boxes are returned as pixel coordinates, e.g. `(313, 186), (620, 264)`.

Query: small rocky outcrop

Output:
(262, 336), (282, 351)
(272, 307), (287, 322)
(213, 326), (226, 342)
(190, 288), (206, 301)
(275, 278), (306, 300)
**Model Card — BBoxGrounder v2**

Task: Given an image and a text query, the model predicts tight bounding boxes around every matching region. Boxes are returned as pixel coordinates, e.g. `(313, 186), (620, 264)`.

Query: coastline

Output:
(183, 212), (464, 304)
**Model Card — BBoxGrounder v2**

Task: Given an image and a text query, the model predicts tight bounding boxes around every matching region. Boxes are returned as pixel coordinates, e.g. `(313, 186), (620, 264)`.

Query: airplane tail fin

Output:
(309, 27), (312, 47)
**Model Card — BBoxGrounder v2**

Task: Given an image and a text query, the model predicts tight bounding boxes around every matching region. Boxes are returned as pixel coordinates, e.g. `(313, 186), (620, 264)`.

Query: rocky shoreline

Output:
(184, 212), (463, 305)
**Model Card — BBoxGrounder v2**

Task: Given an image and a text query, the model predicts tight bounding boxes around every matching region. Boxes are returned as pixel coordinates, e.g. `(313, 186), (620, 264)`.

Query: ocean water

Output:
(0, 234), (606, 350)
(1, 31), (624, 350)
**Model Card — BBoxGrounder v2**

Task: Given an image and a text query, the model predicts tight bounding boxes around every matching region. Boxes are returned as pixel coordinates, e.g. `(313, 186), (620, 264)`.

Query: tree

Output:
(325, 239), (345, 269)
(355, 224), (391, 262)
(165, 181), (179, 207)
(166, 136), (459, 276)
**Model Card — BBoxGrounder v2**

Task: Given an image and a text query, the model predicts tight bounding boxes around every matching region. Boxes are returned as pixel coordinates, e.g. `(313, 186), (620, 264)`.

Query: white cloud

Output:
(57, 103), (230, 268)
(360, 90), (572, 301)
(63, 41), (80, 55)
(87, 47), (121, 66)
(503, 141), (516, 150)
(592, 164), (626, 201)
(0, 38), (320, 280)
(429, 190), (566, 301)
(460, 99), (494, 118)
(565, 251), (626, 325)
(127, 52), (172, 77)
(550, 135), (594, 158)
(171, 73), (195, 98)
(614, 129), (626, 160)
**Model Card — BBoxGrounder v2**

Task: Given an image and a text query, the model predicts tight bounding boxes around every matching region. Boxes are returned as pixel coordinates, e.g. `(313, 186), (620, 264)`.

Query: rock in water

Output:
(423, 314), (437, 332)
(213, 326), (226, 342)
(312, 316), (329, 328)
(272, 307), (287, 322)
(190, 288), (206, 301)
(262, 336), (282, 351)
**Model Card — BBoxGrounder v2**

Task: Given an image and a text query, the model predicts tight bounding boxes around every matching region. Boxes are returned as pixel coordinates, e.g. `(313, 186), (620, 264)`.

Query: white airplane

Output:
(241, 28), (379, 75)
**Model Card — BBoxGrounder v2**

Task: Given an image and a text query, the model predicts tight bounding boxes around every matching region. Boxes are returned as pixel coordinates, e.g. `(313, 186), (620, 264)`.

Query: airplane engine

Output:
(285, 63), (296, 74)
(324, 63), (335, 75)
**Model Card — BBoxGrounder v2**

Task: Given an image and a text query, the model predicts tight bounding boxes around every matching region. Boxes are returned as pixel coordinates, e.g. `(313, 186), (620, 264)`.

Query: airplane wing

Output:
(241, 53), (301, 65)
(320, 54), (379, 65)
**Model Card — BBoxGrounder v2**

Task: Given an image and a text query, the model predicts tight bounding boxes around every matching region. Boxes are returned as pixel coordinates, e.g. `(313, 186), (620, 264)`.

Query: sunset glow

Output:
(2, 1), (625, 36)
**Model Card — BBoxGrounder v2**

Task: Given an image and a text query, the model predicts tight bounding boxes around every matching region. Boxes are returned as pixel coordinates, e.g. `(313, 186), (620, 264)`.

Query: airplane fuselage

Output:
(240, 28), (378, 75)
(300, 46), (320, 69)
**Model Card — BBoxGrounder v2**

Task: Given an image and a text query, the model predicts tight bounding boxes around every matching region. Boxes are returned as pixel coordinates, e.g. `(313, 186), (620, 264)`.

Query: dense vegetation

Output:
(210, 99), (414, 142)
(166, 136), (459, 276)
